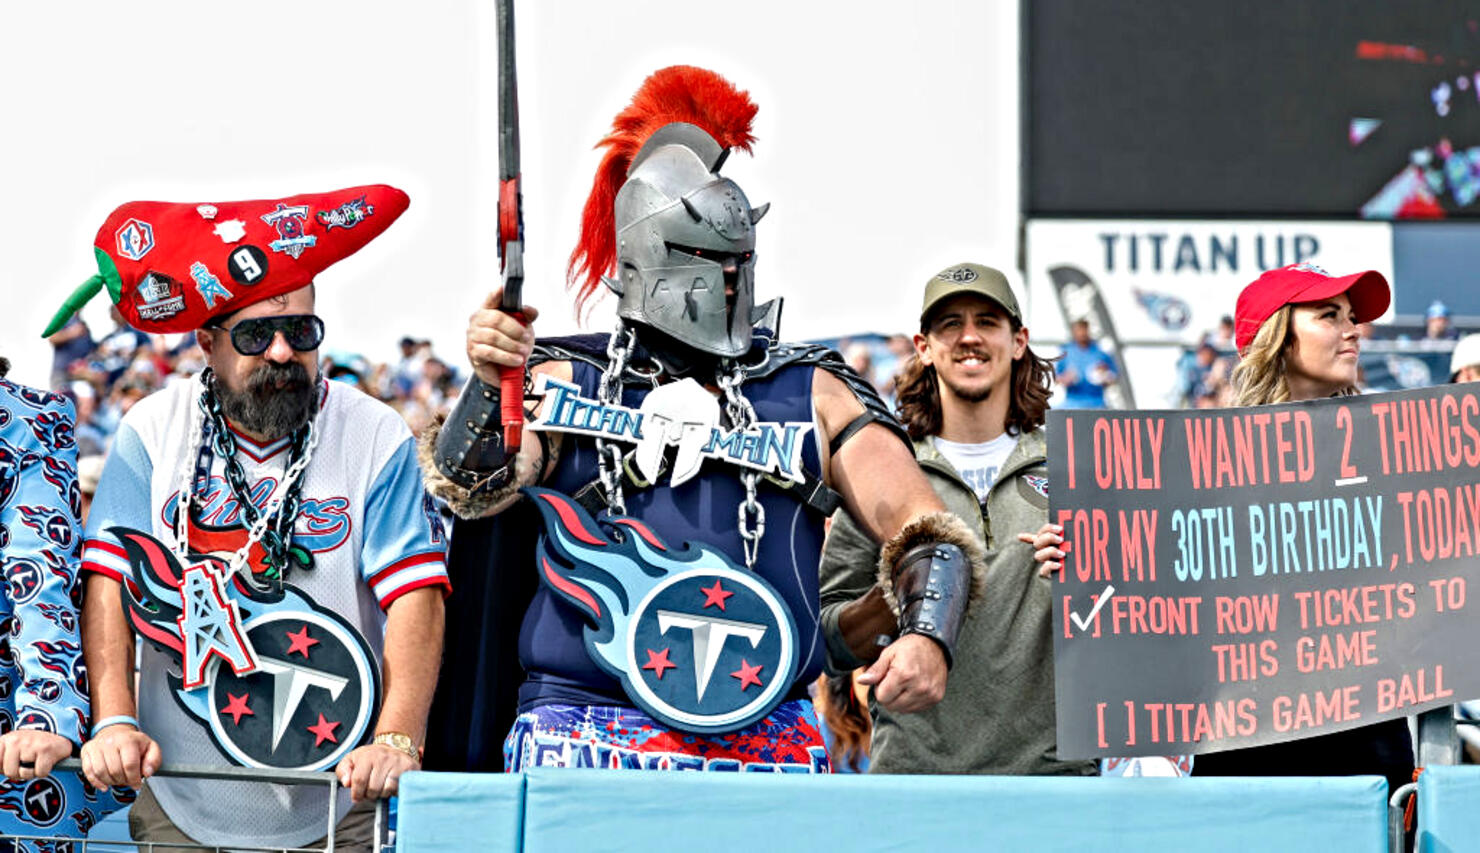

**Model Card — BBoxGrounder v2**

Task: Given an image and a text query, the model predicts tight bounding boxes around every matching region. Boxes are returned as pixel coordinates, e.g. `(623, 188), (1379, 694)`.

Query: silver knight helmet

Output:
(613, 124), (768, 357)
(569, 66), (774, 358)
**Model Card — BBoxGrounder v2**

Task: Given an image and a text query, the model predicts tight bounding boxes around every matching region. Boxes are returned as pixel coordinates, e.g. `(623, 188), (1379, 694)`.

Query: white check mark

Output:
(1069, 584), (1115, 633)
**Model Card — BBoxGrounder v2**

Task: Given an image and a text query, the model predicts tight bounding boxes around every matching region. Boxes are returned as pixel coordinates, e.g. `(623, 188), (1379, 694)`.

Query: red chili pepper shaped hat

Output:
(44, 184), (409, 335)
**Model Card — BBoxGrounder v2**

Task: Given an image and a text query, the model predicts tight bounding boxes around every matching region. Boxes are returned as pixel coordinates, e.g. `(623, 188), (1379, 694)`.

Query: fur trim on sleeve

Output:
(875, 510), (988, 615)
(417, 415), (526, 520)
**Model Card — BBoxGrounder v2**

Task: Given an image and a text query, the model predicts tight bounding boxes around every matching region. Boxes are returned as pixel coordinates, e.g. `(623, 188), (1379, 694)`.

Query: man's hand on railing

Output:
(337, 742), (419, 802)
(0, 729), (73, 781)
(80, 725), (161, 790)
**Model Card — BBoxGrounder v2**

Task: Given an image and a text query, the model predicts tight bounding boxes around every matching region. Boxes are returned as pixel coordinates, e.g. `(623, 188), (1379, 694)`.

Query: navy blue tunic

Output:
(517, 359), (827, 711)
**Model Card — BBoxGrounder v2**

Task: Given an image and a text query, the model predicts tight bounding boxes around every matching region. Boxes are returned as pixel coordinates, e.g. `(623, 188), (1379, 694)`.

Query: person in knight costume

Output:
(47, 186), (450, 849)
(421, 66), (985, 772)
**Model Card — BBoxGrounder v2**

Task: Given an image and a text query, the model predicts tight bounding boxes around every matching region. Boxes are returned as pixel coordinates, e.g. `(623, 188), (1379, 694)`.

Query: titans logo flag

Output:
(527, 488), (799, 734)
(111, 528), (379, 771)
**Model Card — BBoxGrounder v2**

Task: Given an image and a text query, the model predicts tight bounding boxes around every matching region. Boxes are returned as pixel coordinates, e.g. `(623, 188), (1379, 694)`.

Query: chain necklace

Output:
(593, 325), (767, 568)
(175, 368), (321, 587)
(594, 325), (638, 516)
(717, 361), (765, 569)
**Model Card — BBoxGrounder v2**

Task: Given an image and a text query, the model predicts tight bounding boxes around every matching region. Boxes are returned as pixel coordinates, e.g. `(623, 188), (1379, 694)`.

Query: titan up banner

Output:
(1024, 219), (1397, 409)
(1024, 220), (1396, 345)
(1048, 384), (1480, 760)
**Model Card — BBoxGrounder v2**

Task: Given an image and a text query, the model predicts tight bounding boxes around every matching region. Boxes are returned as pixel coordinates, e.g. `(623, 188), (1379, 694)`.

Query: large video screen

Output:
(1027, 1), (1480, 218)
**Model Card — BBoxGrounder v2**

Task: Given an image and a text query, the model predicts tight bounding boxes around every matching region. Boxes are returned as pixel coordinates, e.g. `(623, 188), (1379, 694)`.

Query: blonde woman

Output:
(1028, 263), (1412, 791)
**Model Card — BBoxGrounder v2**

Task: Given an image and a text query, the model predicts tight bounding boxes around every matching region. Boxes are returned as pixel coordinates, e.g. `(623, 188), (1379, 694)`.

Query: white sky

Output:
(0, 0), (1019, 388)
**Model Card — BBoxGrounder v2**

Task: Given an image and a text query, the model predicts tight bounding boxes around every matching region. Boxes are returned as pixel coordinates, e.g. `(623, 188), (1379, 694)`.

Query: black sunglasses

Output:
(207, 314), (325, 356)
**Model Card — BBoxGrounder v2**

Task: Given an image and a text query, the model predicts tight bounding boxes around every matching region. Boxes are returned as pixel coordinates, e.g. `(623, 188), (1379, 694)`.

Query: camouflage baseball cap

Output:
(919, 262), (1021, 326)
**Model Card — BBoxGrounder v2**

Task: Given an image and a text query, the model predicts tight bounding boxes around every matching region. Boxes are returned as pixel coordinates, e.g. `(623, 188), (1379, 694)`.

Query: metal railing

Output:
(0, 759), (390, 853)
(1386, 706), (1480, 852)
(5, 713), (1473, 852)
(1387, 781), (1417, 853)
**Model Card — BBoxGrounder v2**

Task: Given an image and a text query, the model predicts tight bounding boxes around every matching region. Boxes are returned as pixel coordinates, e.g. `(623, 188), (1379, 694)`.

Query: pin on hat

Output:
(45, 184), (409, 336)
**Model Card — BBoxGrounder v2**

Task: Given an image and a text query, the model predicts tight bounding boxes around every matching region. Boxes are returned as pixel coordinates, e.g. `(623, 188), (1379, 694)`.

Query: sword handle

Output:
(498, 310), (526, 453)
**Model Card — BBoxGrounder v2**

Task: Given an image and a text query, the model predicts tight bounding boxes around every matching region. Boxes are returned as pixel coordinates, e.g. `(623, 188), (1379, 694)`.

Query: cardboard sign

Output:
(1049, 385), (1479, 758)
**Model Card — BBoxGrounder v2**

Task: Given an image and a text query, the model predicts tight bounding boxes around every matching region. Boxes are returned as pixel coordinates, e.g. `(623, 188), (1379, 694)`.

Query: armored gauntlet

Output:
(889, 542), (971, 668)
(419, 376), (523, 518)
(876, 511), (988, 669)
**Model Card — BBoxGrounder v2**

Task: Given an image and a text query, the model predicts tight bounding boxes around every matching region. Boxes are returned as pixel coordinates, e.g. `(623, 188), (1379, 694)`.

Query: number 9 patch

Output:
(227, 244), (269, 285)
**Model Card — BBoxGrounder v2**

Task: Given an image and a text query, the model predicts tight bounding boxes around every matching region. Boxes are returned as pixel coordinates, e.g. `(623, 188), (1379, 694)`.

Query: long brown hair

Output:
(813, 672), (871, 772)
(894, 322), (1055, 441)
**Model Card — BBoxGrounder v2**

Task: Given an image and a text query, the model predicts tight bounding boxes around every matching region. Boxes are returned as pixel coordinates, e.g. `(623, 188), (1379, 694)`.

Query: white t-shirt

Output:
(932, 432), (1019, 504)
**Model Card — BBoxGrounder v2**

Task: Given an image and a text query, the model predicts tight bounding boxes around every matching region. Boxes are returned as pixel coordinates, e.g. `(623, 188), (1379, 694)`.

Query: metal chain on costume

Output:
(590, 327), (767, 568)
(594, 324), (638, 515)
(718, 361), (765, 568)
(192, 368), (321, 586)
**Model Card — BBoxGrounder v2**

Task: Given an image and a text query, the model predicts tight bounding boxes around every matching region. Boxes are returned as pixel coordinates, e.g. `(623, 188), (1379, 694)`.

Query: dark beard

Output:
(631, 326), (721, 378)
(949, 382), (993, 404)
(629, 324), (763, 380)
(937, 360), (994, 404)
(216, 361), (319, 440)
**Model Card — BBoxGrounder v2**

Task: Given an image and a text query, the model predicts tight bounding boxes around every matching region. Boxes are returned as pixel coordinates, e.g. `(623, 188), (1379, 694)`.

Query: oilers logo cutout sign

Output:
(112, 528), (379, 772)
(527, 488), (798, 734)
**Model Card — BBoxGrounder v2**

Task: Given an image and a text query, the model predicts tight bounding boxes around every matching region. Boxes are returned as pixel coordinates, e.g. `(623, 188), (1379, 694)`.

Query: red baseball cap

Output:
(44, 185), (408, 336)
(1234, 262), (1390, 354)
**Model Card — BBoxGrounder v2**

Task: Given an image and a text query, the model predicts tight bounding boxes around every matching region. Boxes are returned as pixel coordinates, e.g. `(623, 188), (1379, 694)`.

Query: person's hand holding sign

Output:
(1020, 522), (1066, 578)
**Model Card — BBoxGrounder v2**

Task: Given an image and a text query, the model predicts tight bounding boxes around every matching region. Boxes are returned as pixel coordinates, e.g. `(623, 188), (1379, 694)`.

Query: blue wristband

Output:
(91, 715), (140, 738)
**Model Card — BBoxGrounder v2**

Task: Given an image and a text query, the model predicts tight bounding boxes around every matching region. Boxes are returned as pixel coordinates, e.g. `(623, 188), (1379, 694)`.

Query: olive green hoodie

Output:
(819, 428), (1096, 776)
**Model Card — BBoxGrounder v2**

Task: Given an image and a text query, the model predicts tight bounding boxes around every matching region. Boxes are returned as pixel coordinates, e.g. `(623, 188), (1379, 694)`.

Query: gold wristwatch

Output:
(372, 731), (421, 763)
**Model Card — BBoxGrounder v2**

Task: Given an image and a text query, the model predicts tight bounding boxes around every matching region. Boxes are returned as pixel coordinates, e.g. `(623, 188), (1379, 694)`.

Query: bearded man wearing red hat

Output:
(421, 67), (982, 773)
(49, 186), (450, 849)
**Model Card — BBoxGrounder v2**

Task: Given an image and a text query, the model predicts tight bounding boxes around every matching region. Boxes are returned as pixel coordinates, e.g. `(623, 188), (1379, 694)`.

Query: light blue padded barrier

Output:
(396, 771), (525, 852)
(1417, 765), (1480, 852)
(519, 769), (1387, 853)
(86, 806), (133, 846)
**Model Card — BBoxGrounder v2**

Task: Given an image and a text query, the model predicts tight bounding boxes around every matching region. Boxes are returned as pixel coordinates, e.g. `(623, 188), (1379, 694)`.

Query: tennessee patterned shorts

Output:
(504, 699), (831, 773)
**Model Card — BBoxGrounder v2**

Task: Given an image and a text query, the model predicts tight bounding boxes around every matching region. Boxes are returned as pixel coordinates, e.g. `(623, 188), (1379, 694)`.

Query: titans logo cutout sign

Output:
(526, 487), (798, 734)
(111, 528), (379, 772)
(528, 375), (812, 487)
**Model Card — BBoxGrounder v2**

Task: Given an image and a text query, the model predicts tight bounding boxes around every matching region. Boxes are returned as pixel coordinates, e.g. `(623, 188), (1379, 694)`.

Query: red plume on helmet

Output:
(568, 66), (758, 314)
